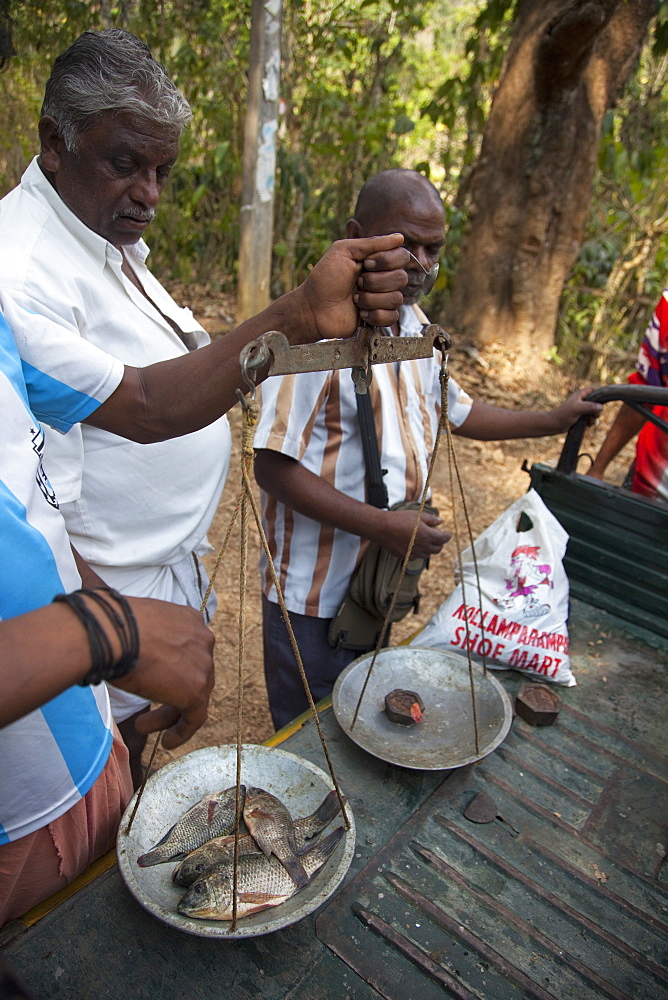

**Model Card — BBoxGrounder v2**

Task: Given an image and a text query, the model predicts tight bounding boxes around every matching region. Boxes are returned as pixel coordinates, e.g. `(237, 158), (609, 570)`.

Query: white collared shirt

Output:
(0, 158), (231, 571)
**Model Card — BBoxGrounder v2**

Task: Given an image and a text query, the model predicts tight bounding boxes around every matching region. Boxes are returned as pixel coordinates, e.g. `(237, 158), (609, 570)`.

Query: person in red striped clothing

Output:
(590, 288), (668, 500)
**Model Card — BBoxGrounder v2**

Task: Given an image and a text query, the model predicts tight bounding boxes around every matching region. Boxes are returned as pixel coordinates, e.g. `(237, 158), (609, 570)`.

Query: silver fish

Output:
(137, 786), (245, 867)
(242, 786), (309, 888)
(177, 827), (345, 921)
(172, 789), (345, 888)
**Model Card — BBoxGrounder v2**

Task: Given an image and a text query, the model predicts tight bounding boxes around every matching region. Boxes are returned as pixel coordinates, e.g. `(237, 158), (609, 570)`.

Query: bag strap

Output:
(356, 389), (389, 509)
(355, 320), (429, 509)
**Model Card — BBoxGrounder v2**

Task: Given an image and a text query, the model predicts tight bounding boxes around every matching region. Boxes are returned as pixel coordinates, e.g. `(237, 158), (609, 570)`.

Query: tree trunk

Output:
(445, 0), (657, 361)
(237, 0), (282, 323)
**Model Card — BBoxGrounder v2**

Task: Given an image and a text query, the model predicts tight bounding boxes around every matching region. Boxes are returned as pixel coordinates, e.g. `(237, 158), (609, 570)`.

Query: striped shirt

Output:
(254, 305), (473, 618)
(0, 294), (122, 843)
(629, 287), (668, 500)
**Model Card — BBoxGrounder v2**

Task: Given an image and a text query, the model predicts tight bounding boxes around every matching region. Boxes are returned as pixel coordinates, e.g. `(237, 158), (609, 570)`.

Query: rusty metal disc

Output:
(464, 790), (499, 824)
(332, 647), (512, 770)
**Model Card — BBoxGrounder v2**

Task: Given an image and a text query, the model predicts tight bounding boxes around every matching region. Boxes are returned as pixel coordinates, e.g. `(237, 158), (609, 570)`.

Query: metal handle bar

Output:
(557, 384), (668, 474)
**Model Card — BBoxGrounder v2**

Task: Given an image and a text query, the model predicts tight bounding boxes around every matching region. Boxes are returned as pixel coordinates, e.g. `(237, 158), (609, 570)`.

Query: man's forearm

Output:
(87, 294), (313, 443)
(254, 449), (388, 543)
(454, 390), (601, 441)
(454, 403), (558, 441)
(84, 235), (408, 443)
(589, 403), (645, 477)
(254, 449), (450, 560)
(0, 604), (104, 726)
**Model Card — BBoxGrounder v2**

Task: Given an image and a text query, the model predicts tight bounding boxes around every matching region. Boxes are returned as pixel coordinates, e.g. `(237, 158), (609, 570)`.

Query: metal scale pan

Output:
(332, 646), (513, 770)
(116, 744), (355, 938)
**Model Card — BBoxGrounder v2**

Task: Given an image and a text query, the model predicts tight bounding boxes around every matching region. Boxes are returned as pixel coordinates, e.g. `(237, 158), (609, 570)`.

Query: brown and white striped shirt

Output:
(254, 305), (473, 618)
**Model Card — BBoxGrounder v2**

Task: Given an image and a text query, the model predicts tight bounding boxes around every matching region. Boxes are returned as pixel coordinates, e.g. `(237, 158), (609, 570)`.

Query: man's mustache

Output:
(111, 207), (155, 223)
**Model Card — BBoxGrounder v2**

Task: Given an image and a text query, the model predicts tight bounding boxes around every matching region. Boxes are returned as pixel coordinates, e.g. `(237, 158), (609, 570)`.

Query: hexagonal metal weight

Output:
(515, 683), (562, 726)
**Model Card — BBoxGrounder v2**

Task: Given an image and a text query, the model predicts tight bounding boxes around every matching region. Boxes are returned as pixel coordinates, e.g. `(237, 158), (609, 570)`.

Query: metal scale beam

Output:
(239, 323), (452, 391)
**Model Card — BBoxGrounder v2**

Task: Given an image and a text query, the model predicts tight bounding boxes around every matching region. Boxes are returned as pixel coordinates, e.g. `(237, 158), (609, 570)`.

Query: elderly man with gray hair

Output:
(0, 28), (405, 787)
(0, 29), (228, 785)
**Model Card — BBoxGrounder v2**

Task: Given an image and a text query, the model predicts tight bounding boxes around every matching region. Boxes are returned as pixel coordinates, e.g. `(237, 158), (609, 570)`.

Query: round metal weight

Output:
(332, 646), (513, 770)
(116, 744), (355, 938)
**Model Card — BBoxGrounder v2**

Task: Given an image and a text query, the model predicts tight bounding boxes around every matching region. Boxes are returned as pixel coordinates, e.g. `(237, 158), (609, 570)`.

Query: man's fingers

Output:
(160, 723), (190, 751)
(133, 701), (210, 750)
(134, 704), (180, 735)
(424, 528), (452, 548)
(357, 268), (408, 293)
(356, 286), (404, 310)
(161, 707), (209, 750)
(358, 310), (402, 327)
(420, 512), (443, 527)
(417, 532), (451, 557)
(410, 529), (451, 559)
(574, 389), (602, 415)
(336, 234), (405, 262)
(363, 247), (412, 273)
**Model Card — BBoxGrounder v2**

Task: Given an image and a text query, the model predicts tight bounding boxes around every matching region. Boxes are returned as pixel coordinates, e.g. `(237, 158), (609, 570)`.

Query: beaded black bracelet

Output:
(53, 587), (139, 687)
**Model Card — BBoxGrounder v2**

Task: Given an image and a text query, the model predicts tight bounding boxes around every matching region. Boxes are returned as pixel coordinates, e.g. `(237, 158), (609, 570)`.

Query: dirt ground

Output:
(145, 293), (632, 772)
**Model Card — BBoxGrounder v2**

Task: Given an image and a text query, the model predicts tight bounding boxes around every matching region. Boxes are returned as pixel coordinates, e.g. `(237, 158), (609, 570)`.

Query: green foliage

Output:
(272, 0), (440, 287)
(556, 48), (668, 381)
(1, 0), (250, 287)
(0, 0), (665, 377)
(0, 0), (512, 294)
(653, 0), (668, 55)
(421, 0), (517, 174)
(422, 1), (667, 375)
(417, 0), (516, 316)
(1, 0), (456, 289)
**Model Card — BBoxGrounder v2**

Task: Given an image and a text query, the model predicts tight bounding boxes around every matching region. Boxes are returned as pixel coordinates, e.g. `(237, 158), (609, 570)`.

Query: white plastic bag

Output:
(413, 489), (575, 686)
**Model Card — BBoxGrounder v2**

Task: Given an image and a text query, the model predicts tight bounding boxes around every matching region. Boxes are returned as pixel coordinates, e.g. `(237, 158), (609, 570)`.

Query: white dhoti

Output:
(96, 545), (218, 723)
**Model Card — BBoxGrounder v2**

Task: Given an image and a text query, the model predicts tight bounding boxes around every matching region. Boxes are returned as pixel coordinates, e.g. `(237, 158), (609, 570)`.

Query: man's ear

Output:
(345, 218), (363, 239)
(38, 117), (66, 172)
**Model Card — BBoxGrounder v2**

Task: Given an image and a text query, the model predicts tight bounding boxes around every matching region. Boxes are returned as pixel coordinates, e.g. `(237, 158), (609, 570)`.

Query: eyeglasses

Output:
(405, 249), (439, 296)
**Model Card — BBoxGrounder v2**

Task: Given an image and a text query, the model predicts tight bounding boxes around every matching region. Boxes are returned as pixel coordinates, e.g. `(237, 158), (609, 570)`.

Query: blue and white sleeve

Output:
(0, 293), (123, 433)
